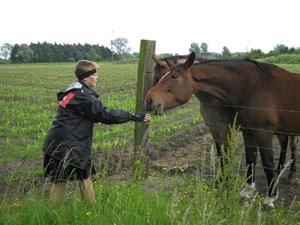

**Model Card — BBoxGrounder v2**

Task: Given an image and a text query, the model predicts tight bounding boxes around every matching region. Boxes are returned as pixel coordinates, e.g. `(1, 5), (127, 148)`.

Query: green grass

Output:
(0, 62), (300, 224)
(0, 62), (201, 163)
(1, 124), (299, 224)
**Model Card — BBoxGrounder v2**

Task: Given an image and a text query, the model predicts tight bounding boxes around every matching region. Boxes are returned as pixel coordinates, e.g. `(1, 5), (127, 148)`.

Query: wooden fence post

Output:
(133, 39), (156, 180)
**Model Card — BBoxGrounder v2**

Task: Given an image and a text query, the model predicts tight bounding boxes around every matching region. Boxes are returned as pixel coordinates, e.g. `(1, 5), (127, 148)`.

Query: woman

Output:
(43, 60), (151, 204)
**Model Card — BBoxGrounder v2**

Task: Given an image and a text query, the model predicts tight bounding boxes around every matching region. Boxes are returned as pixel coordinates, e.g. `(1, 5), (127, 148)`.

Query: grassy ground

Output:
(0, 61), (300, 224)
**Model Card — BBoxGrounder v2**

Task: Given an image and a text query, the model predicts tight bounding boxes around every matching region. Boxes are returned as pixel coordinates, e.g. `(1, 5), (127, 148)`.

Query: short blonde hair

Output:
(74, 60), (100, 79)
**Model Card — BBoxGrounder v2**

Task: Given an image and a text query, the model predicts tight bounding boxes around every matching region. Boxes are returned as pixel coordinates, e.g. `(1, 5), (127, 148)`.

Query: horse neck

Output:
(190, 64), (247, 105)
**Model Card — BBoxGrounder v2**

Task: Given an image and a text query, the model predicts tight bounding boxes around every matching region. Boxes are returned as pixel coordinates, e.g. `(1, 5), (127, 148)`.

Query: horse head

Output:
(146, 52), (196, 114)
(152, 56), (174, 86)
(152, 53), (208, 87)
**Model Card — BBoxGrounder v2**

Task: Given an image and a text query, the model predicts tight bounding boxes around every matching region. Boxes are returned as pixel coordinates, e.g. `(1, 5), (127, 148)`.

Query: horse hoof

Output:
(239, 183), (256, 199)
(263, 191), (279, 210)
(263, 203), (275, 210)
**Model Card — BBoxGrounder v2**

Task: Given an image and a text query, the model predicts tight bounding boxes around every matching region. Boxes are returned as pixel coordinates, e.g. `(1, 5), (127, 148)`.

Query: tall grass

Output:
(1, 131), (299, 224)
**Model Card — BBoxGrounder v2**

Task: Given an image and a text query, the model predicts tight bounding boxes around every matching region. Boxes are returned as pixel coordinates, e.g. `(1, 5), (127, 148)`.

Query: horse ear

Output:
(183, 51), (195, 69)
(165, 58), (174, 67)
(152, 55), (165, 67)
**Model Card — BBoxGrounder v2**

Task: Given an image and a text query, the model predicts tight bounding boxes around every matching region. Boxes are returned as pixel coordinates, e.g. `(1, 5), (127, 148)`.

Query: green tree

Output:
(34, 42), (43, 62)
(111, 37), (131, 59)
(18, 44), (34, 62)
(274, 44), (289, 54)
(29, 43), (42, 62)
(288, 47), (296, 54)
(10, 44), (20, 63)
(89, 48), (101, 61)
(40, 42), (54, 62)
(248, 48), (265, 59)
(222, 46), (231, 58)
(0, 43), (13, 60)
(51, 43), (65, 62)
(189, 43), (200, 54)
(75, 51), (83, 61)
(200, 42), (208, 54)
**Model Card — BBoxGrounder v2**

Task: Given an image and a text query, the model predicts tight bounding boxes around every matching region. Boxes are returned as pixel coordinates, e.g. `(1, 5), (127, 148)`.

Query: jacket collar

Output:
(78, 80), (99, 98)
(57, 81), (99, 100)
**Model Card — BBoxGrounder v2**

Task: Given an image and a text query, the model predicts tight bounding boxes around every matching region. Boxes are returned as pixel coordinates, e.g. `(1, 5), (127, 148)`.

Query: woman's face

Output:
(82, 73), (98, 88)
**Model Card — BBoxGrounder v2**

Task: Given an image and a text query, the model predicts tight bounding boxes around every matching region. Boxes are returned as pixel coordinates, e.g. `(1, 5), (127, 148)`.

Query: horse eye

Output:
(171, 74), (179, 79)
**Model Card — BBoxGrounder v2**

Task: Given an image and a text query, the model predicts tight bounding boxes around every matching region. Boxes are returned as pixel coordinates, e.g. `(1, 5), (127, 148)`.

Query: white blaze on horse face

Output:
(158, 71), (171, 83)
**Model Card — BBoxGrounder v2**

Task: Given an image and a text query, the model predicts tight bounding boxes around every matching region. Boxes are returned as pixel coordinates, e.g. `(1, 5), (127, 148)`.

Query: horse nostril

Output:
(146, 98), (152, 109)
(146, 98), (152, 105)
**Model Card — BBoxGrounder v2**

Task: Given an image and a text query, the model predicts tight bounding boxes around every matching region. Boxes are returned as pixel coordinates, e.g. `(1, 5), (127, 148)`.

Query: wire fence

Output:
(159, 100), (299, 178)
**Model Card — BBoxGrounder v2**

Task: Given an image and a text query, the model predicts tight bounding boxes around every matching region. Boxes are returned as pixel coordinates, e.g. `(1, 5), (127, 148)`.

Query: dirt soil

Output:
(1, 123), (299, 209)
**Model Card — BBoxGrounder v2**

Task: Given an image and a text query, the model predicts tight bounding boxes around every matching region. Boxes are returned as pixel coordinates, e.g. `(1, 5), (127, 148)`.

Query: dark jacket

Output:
(43, 81), (132, 169)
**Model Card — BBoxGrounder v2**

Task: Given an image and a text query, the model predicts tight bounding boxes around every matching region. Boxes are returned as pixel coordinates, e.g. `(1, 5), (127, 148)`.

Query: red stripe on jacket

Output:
(60, 92), (74, 108)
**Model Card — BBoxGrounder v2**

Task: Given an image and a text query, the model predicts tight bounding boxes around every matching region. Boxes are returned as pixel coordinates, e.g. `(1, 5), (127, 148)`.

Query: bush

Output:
(260, 54), (300, 64)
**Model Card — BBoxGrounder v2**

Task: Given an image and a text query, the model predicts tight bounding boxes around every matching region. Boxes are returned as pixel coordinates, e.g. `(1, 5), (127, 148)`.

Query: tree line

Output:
(188, 42), (300, 59)
(1, 42), (115, 63)
(0, 37), (135, 63)
(1, 40), (300, 64)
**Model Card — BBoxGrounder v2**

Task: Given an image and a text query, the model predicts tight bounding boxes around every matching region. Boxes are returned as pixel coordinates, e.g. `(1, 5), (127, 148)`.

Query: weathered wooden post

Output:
(133, 39), (156, 180)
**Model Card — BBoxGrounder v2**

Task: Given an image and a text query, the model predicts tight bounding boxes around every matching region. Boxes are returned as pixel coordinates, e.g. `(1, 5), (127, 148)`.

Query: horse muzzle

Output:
(145, 98), (163, 115)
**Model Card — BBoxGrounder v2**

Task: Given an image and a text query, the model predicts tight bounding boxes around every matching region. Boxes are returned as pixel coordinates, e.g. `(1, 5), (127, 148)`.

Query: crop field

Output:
(0, 62), (300, 224)
(0, 62), (201, 162)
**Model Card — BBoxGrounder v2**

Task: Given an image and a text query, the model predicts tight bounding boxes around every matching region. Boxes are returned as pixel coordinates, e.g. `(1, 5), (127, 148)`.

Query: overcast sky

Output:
(2, 0), (299, 54)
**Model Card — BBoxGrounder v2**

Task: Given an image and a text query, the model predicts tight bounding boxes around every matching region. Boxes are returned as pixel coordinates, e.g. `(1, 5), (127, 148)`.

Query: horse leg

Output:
(209, 127), (229, 183)
(276, 135), (288, 175)
(255, 132), (278, 209)
(239, 131), (258, 198)
(288, 136), (297, 183)
(277, 135), (297, 183)
(200, 101), (231, 182)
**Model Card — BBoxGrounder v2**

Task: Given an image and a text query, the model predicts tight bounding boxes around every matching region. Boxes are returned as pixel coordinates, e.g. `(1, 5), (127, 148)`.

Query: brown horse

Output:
(146, 51), (300, 208)
(153, 55), (207, 86)
(152, 55), (298, 183)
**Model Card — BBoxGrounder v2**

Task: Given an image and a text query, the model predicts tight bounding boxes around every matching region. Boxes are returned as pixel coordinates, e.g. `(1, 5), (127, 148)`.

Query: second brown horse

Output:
(152, 55), (297, 184)
(147, 52), (300, 208)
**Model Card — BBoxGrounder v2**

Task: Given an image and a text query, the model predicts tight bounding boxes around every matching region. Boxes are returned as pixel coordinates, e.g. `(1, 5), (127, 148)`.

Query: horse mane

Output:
(191, 57), (290, 80)
(165, 56), (294, 82)
(162, 55), (208, 64)
(245, 58), (290, 77)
